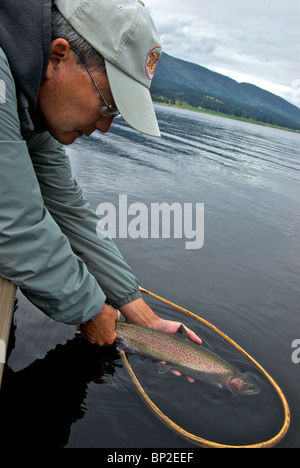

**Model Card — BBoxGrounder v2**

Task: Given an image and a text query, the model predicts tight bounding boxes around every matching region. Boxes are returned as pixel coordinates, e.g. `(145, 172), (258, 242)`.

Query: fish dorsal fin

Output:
(175, 324), (190, 340)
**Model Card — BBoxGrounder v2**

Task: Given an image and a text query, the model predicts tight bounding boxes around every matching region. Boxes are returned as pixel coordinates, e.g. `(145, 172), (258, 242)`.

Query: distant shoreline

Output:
(154, 102), (300, 134)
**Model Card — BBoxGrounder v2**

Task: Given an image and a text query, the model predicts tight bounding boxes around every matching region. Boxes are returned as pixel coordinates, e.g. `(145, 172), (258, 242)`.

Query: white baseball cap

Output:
(55, 0), (162, 137)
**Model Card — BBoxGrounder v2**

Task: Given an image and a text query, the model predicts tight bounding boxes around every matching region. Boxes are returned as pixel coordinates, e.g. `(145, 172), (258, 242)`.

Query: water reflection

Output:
(1, 322), (120, 448)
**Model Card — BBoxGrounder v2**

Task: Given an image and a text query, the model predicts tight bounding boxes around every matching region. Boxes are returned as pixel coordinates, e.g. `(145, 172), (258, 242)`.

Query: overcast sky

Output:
(146, 0), (300, 107)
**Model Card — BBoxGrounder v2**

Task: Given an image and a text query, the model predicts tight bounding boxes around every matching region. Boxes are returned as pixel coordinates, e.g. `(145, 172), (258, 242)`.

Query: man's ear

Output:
(44, 38), (72, 80)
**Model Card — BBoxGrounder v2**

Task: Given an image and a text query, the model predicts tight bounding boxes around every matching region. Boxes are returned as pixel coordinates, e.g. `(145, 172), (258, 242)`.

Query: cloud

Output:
(146, 0), (300, 105)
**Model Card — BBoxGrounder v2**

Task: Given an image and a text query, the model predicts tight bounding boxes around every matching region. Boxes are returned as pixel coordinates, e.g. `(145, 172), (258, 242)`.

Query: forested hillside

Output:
(151, 53), (300, 131)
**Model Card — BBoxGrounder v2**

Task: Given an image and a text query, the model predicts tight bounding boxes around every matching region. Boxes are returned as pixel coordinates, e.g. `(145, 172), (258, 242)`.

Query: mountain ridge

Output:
(151, 53), (300, 131)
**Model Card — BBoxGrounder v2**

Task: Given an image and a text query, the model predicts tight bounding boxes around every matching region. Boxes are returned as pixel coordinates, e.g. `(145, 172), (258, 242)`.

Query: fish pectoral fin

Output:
(115, 338), (127, 352)
(175, 324), (190, 340)
(156, 362), (172, 374)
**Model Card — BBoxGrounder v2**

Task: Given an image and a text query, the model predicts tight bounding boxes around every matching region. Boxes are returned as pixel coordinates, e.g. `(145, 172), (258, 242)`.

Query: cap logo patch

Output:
(145, 46), (162, 80)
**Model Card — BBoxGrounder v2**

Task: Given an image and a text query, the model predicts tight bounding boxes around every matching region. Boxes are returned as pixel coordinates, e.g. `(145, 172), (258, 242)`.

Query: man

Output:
(0, 0), (201, 348)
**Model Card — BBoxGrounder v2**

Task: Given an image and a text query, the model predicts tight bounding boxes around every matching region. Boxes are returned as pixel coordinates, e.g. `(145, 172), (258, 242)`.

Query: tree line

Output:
(151, 85), (300, 131)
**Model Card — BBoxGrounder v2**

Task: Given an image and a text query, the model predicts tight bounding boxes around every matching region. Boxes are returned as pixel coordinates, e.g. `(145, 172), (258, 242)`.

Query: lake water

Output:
(1, 105), (300, 449)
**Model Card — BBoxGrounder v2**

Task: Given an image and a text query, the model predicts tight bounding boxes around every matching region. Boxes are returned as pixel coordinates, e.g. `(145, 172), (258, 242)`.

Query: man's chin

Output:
(49, 130), (83, 145)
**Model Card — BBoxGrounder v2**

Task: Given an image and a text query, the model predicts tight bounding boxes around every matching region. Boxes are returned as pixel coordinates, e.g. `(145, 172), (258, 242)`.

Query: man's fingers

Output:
(186, 376), (195, 383)
(182, 325), (202, 345)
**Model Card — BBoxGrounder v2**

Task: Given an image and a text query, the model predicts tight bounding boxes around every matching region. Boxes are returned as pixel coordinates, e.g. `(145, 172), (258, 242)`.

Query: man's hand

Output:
(119, 297), (201, 345)
(150, 318), (202, 345)
(81, 304), (118, 345)
(81, 296), (202, 383)
(119, 298), (202, 383)
(150, 318), (202, 383)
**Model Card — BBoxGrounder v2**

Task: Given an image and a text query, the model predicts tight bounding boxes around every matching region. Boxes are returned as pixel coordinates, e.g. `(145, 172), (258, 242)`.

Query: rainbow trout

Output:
(116, 322), (259, 395)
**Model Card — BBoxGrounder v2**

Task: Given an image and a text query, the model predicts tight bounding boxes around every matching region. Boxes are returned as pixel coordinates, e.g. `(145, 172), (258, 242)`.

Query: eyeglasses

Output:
(71, 47), (120, 118)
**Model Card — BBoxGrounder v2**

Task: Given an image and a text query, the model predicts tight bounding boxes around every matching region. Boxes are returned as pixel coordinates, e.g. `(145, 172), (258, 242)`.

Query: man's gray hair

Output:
(51, 5), (106, 72)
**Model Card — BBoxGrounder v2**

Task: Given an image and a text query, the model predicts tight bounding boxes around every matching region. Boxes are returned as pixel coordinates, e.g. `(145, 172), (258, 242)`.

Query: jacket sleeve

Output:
(0, 48), (107, 325)
(27, 131), (141, 309)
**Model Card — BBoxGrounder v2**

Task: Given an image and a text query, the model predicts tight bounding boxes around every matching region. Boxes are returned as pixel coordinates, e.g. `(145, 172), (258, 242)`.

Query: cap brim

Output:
(105, 60), (161, 137)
